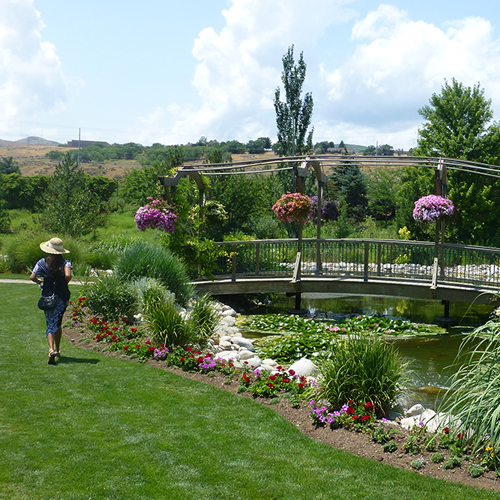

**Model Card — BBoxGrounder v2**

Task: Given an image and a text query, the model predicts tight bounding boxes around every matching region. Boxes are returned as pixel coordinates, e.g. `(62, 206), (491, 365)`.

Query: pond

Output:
(248, 293), (495, 411)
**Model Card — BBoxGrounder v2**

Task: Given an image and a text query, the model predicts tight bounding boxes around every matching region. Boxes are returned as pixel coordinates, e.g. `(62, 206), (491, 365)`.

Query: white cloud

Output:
(0, 0), (68, 138)
(318, 6), (500, 148)
(160, 0), (357, 144)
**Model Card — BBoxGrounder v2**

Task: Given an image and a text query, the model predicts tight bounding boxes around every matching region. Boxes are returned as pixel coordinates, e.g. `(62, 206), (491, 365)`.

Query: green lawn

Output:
(1, 282), (499, 500)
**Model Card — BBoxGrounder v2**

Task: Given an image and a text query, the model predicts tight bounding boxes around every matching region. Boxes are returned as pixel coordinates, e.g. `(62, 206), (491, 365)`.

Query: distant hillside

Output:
(344, 144), (367, 153)
(0, 136), (61, 147)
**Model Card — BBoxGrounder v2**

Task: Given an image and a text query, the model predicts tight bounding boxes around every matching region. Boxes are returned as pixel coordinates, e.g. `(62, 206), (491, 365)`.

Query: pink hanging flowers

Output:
(135, 197), (177, 233)
(272, 192), (313, 224)
(412, 195), (454, 223)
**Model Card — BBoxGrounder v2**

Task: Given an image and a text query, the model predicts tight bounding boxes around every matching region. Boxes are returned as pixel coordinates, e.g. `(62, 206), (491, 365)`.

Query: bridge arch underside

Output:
(192, 277), (500, 306)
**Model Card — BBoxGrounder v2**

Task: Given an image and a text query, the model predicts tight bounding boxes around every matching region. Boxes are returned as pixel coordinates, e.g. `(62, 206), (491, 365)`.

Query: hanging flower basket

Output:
(135, 197), (177, 233)
(272, 192), (313, 224)
(412, 195), (455, 223)
(310, 196), (338, 221)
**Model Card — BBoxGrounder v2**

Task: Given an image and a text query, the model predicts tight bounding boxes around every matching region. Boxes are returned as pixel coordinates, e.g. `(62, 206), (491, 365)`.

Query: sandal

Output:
(54, 351), (61, 358)
(48, 350), (57, 365)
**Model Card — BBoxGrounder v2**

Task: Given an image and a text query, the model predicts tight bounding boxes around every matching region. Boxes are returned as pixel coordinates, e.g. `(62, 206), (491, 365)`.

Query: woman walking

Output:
(30, 237), (72, 365)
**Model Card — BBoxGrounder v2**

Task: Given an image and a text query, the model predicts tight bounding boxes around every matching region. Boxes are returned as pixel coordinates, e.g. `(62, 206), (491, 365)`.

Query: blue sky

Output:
(1, 0), (500, 149)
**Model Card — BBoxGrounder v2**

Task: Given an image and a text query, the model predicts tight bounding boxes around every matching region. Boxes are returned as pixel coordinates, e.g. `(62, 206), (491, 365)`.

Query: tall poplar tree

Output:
(274, 46), (314, 192)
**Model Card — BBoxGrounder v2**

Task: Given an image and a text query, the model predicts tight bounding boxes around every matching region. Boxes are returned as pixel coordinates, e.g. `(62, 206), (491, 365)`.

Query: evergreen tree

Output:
(40, 153), (105, 236)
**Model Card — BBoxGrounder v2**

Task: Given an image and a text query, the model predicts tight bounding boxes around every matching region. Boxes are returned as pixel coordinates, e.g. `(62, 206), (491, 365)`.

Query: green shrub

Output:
(144, 300), (192, 348)
(318, 334), (407, 416)
(443, 456), (462, 470)
(80, 275), (138, 322)
(403, 436), (422, 455)
(133, 277), (175, 315)
(431, 452), (445, 464)
(383, 441), (397, 453)
(114, 241), (193, 304)
(371, 426), (390, 444)
(411, 458), (425, 470)
(6, 233), (46, 273)
(468, 464), (484, 478)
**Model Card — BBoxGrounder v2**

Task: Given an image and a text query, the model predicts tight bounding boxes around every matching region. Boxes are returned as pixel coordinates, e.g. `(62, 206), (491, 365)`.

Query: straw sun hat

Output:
(40, 237), (70, 255)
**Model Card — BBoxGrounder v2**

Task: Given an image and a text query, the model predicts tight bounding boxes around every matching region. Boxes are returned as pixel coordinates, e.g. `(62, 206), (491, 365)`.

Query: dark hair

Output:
(48, 254), (65, 278)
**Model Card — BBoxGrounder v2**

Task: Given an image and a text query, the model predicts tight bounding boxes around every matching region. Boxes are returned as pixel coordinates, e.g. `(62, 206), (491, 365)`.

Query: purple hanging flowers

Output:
(272, 192), (313, 224)
(135, 197), (177, 233)
(412, 195), (454, 223)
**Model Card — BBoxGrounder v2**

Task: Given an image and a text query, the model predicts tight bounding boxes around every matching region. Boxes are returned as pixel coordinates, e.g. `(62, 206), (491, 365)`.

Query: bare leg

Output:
(47, 333), (57, 364)
(54, 327), (62, 355)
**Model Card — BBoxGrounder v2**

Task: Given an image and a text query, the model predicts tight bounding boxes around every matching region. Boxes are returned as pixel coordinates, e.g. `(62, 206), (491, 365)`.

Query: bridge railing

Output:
(212, 239), (500, 289)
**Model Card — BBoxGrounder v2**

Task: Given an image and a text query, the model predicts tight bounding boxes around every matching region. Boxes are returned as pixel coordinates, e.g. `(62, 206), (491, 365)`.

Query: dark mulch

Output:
(62, 320), (500, 492)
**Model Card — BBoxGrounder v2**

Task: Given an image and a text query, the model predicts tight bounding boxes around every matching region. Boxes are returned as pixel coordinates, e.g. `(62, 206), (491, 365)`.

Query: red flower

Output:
(268, 382), (275, 388)
(124, 346), (129, 351)
(180, 357), (185, 362)
(276, 366), (283, 371)
(443, 427), (449, 434)
(457, 433), (464, 440)
(112, 326), (118, 331)
(269, 375), (277, 381)
(135, 344), (140, 349)
(288, 369), (295, 376)
(361, 415), (371, 423)
(364, 402), (374, 411)
(148, 346), (155, 351)
(349, 399), (353, 404)
(352, 415), (359, 420)
(186, 347), (193, 352)
(130, 328), (137, 333)
(346, 407), (355, 415)
(282, 378), (290, 383)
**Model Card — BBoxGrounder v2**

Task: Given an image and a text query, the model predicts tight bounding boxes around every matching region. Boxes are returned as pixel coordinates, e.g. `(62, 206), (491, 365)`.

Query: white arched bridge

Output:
(192, 238), (500, 311)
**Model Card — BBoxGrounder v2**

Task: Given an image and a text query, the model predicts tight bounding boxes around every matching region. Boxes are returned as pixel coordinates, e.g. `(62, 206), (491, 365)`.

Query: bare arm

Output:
(30, 272), (42, 285)
(65, 266), (72, 284)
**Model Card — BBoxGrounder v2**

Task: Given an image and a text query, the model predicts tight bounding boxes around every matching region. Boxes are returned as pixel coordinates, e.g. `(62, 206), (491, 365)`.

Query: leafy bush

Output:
(469, 464), (484, 478)
(383, 441), (397, 453)
(411, 458), (425, 470)
(6, 233), (46, 273)
(371, 426), (390, 444)
(318, 334), (407, 416)
(114, 241), (193, 304)
(431, 452), (445, 463)
(132, 277), (175, 315)
(80, 275), (138, 322)
(443, 456), (462, 469)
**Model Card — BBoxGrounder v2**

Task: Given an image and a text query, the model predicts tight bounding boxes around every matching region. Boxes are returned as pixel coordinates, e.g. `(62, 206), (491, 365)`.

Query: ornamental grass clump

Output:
(318, 334), (408, 416)
(412, 195), (454, 223)
(272, 192), (313, 224)
(438, 319), (500, 472)
(114, 241), (193, 305)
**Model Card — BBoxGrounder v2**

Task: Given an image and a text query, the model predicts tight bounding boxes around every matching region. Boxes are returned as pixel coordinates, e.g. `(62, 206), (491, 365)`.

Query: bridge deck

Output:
(191, 238), (500, 305)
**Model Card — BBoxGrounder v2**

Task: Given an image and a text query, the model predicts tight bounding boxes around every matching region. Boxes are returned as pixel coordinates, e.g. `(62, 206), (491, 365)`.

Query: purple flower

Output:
(413, 195), (454, 223)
